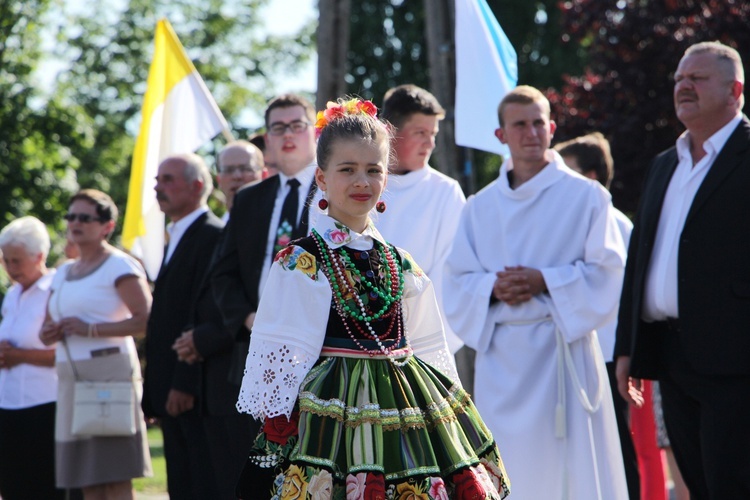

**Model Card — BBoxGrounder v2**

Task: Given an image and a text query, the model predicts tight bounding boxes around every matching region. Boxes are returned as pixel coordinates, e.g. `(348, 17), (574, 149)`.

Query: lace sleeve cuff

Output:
(236, 336), (320, 419)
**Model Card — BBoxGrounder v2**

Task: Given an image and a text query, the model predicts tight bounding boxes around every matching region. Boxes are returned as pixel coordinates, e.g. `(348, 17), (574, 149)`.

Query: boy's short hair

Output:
(497, 85), (550, 128)
(381, 84), (445, 130)
(554, 132), (614, 189)
(264, 94), (316, 128)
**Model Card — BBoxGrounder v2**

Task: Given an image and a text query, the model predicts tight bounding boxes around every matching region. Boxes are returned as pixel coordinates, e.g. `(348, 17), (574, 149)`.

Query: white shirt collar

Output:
(34, 270), (55, 292)
(312, 214), (386, 250)
(277, 162), (317, 190)
(386, 166), (429, 189)
(676, 113), (743, 163)
(167, 205), (208, 235)
(166, 206), (209, 261)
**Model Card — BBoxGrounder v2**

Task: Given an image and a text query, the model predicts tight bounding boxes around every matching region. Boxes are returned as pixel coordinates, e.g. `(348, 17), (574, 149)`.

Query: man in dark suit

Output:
(212, 94), (318, 345)
(142, 153), (221, 499)
(171, 142), (265, 498)
(615, 41), (749, 499)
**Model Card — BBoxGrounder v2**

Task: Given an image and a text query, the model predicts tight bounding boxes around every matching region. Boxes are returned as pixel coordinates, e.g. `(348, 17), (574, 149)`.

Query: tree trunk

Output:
(316, 0), (351, 110)
(423, 0), (463, 186)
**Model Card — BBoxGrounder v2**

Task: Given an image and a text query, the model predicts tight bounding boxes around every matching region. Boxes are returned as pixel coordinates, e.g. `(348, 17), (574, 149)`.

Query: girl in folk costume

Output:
(235, 98), (510, 499)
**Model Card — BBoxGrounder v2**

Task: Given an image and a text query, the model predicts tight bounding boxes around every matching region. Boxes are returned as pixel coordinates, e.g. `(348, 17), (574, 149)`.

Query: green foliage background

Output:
(2, 0), (749, 285)
(0, 0), (315, 264)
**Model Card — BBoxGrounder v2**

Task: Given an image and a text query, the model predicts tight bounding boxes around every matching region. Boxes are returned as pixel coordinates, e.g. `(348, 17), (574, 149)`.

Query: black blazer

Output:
(211, 174), (316, 341)
(190, 233), (243, 416)
(615, 117), (750, 378)
(142, 210), (224, 418)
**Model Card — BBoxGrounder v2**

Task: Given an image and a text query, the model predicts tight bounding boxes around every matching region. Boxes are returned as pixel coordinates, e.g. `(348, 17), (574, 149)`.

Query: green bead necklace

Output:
(312, 229), (404, 322)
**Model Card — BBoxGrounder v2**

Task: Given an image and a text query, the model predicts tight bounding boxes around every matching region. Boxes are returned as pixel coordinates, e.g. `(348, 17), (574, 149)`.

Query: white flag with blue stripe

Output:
(455, 0), (518, 156)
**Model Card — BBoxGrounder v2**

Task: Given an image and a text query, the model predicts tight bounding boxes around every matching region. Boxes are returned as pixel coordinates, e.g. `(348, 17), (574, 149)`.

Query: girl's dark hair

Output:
(69, 189), (118, 223)
(316, 102), (392, 170)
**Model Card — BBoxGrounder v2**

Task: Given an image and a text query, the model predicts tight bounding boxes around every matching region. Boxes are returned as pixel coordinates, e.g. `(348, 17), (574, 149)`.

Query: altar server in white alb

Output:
(376, 84), (466, 353)
(443, 85), (628, 499)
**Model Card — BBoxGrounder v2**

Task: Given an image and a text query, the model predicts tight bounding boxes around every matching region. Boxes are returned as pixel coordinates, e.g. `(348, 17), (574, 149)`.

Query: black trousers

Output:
(607, 361), (640, 500)
(0, 402), (65, 500)
(203, 412), (259, 500)
(161, 411), (218, 500)
(660, 330), (750, 500)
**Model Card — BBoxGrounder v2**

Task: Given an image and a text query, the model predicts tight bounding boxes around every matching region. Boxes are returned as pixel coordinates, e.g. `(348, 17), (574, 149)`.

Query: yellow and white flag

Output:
(122, 18), (228, 279)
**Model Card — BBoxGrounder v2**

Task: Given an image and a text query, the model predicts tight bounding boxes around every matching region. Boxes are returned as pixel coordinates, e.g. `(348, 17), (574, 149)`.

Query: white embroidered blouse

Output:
(236, 215), (459, 420)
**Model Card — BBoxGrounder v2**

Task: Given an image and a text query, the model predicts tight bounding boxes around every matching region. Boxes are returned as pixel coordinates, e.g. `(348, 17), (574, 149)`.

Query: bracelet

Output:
(87, 323), (100, 338)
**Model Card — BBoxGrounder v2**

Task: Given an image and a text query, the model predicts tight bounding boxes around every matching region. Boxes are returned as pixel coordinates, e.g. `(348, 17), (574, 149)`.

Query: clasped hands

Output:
(39, 317), (92, 345)
(173, 329), (202, 364)
(492, 265), (547, 305)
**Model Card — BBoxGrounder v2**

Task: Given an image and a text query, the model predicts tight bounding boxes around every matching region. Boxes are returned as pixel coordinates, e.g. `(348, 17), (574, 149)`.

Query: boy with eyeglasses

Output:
(212, 93), (320, 364)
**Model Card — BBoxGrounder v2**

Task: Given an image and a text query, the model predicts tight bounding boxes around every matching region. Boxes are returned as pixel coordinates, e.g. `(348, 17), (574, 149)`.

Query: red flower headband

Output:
(314, 98), (378, 138)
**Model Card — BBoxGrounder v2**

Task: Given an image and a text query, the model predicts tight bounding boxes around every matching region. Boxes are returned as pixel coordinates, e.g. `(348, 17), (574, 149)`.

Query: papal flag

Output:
(122, 18), (228, 279)
(455, 0), (518, 156)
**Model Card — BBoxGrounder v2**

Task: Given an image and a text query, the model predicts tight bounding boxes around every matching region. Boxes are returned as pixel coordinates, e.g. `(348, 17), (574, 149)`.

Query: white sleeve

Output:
(236, 245), (331, 419)
(442, 203), (498, 353)
(428, 182), (467, 354)
(541, 197), (626, 343)
(107, 252), (147, 284)
(400, 250), (460, 385)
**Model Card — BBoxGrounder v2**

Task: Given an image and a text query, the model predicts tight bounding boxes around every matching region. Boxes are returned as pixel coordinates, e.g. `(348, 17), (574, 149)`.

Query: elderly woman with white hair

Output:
(0, 216), (64, 499)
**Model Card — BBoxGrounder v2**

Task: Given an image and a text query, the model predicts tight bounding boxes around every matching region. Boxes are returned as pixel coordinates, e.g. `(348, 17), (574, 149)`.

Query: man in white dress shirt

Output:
(212, 94), (320, 345)
(615, 41), (750, 499)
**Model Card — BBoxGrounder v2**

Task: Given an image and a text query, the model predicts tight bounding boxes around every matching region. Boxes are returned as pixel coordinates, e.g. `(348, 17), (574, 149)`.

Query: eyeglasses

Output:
(63, 213), (105, 223)
(267, 120), (311, 136)
(220, 165), (259, 176)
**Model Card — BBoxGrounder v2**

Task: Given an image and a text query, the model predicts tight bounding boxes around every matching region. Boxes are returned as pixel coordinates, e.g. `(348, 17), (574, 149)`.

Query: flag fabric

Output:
(455, 0), (518, 156)
(122, 18), (228, 279)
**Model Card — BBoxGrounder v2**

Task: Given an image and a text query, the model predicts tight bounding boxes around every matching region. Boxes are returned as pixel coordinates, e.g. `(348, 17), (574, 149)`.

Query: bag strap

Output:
(54, 261), (138, 384)
(54, 268), (80, 381)
(61, 337), (82, 382)
(55, 266), (83, 382)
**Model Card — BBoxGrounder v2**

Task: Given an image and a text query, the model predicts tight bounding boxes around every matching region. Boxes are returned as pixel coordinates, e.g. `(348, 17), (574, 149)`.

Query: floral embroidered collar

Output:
(312, 214), (386, 250)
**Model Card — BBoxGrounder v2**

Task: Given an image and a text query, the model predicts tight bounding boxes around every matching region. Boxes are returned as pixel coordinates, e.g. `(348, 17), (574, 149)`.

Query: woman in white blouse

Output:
(0, 216), (63, 499)
(40, 189), (152, 500)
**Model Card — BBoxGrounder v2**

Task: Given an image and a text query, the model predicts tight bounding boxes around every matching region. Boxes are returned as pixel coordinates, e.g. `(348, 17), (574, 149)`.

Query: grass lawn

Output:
(133, 426), (167, 494)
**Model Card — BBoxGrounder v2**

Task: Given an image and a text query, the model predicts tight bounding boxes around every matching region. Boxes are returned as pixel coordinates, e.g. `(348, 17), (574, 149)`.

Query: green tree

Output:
(343, 1), (585, 191)
(548, 0), (750, 213)
(51, 0), (316, 234)
(346, 1), (429, 103)
(0, 0), (92, 247)
(490, 0), (586, 89)
(2, 0), (315, 257)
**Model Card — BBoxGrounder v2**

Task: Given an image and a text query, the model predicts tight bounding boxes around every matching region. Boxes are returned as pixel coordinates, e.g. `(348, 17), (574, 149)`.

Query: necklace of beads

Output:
(312, 229), (411, 366)
(312, 230), (404, 322)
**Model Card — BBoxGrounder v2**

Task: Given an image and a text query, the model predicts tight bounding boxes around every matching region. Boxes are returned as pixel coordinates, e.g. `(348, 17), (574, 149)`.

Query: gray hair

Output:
(178, 153), (214, 204)
(219, 140), (264, 172)
(0, 216), (51, 258)
(684, 41), (745, 107)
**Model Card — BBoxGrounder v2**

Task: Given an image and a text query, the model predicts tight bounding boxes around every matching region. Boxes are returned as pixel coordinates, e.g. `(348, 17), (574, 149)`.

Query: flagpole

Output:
(221, 128), (235, 143)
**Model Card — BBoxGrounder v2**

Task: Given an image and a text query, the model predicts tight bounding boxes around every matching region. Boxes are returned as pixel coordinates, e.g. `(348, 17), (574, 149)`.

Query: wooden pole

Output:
(316, 0), (351, 110)
(423, 0), (462, 185)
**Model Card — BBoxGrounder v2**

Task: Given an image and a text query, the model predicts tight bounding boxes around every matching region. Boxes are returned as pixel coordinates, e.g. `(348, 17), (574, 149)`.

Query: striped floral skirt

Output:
(237, 349), (510, 499)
